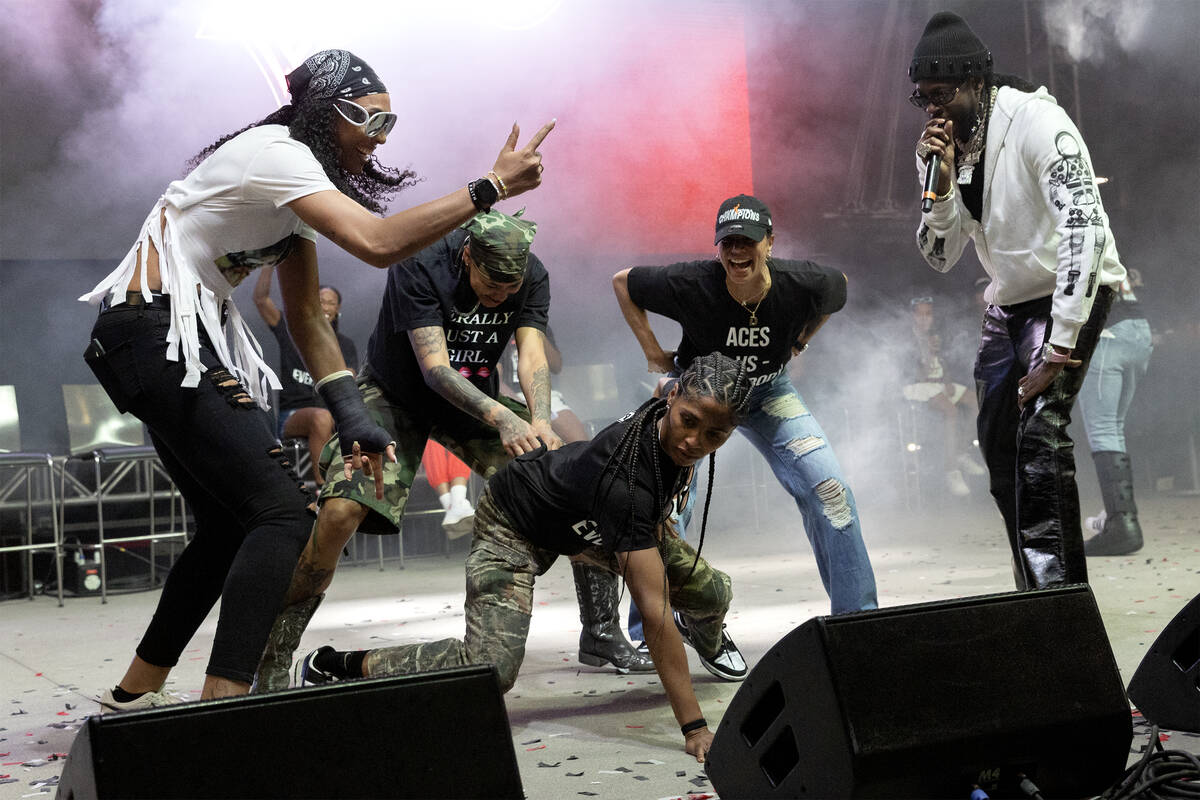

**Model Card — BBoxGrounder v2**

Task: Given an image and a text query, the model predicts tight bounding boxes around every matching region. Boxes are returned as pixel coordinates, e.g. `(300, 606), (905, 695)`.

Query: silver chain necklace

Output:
(957, 86), (997, 184)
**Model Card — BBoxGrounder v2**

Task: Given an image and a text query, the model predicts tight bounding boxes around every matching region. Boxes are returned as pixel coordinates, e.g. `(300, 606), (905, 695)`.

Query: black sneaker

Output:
(294, 646), (338, 687)
(674, 611), (747, 682)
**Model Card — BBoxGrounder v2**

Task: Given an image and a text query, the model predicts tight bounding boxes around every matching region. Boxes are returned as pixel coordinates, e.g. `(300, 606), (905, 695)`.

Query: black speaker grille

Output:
(707, 585), (1132, 798)
(740, 680), (784, 747)
(760, 725), (800, 789)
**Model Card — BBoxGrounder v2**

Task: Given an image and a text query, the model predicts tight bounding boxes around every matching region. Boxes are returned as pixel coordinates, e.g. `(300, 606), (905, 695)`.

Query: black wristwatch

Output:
(468, 177), (499, 212)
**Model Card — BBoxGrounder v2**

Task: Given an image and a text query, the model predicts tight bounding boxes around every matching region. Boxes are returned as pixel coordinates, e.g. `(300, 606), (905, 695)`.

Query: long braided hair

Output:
(594, 352), (753, 614)
(185, 92), (417, 214)
(671, 352), (754, 586)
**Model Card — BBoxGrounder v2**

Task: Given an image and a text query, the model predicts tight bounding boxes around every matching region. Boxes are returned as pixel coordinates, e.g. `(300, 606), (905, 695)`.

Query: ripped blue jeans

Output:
(733, 373), (877, 613)
(630, 373), (877, 639)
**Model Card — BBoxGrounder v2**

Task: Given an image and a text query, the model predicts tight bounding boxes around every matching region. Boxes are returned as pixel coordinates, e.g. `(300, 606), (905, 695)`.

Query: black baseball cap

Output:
(714, 195), (772, 245)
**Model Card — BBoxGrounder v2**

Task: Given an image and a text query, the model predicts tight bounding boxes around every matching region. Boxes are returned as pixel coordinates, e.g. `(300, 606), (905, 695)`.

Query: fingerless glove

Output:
(316, 372), (394, 459)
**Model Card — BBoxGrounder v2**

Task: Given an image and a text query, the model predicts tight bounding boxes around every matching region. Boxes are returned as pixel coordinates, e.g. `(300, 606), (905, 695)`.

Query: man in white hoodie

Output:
(908, 11), (1125, 590)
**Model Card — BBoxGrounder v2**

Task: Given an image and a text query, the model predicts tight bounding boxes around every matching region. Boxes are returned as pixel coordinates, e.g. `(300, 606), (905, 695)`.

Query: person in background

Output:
(422, 440), (476, 537)
(500, 325), (590, 444)
(1078, 269), (1153, 555)
(254, 266), (359, 485)
(902, 296), (984, 496)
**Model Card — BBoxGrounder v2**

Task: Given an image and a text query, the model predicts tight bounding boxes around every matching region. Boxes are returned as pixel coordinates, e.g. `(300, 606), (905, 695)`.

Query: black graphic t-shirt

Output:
(489, 400), (685, 556)
(365, 229), (549, 406)
(270, 318), (359, 412)
(627, 258), (846, 387)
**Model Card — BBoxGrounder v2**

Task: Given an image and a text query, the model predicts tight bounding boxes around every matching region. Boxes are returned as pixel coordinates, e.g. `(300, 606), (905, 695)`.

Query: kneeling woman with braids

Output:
(295, 352), (752, 761)
(83, 49), (552, 710)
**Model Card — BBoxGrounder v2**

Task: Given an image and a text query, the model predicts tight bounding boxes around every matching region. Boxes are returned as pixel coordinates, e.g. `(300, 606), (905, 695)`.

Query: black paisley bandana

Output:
(285, 50), (387, 103)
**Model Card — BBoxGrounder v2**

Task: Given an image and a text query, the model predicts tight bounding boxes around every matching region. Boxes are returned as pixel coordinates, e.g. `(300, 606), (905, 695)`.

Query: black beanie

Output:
(909, 11), (993, 83)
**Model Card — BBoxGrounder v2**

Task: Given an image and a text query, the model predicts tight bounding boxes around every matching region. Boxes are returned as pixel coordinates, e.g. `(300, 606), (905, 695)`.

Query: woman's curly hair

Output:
(186, 93), (418, 214)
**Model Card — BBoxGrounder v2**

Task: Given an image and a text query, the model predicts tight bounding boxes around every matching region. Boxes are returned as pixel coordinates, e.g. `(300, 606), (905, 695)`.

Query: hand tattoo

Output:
(496, 409), (528, 442)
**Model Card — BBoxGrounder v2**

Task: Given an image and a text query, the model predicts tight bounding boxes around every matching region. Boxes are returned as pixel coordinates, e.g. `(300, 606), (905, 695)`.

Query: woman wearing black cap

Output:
(82, 49), (553, 710)
(613, 195), (878, 666)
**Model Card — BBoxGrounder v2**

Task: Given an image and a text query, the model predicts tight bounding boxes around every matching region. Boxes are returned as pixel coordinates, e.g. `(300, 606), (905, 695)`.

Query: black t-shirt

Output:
(364, 229), (550, 406)
(270, 318), (359, 412)
(489, 400), (686, 556)
(627, 258), (846, 387)
(960, 146), (986, 223)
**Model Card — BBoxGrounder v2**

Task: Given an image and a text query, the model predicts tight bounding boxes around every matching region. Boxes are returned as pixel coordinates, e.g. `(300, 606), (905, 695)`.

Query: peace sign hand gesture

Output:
(490, 119), (556, 198)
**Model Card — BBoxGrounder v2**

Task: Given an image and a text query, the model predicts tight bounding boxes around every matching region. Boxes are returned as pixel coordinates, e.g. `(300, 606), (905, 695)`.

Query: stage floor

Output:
(2, 486), (1197, 799)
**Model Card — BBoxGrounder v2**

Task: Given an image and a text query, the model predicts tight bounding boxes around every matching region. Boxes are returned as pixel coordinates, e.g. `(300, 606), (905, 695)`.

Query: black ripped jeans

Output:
(86, 302), (313, 683)
(974, 287), (1113, 590)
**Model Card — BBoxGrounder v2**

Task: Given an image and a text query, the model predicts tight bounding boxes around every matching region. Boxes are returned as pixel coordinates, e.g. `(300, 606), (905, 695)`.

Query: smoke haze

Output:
(2, 0), (1197, 504)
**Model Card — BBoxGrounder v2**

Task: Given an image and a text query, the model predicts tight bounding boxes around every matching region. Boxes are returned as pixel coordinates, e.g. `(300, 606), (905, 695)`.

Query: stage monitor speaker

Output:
(56, 664), (522, 800)
(706, 584), (1131, 799)
(1128, 592), (1200, 733)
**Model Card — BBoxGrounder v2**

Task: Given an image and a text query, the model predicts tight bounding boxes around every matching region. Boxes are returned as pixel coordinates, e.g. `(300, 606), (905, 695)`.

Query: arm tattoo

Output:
(427, 364), (510, 428)
(411, 326), (446, 360)
(528, 363), (552, 424)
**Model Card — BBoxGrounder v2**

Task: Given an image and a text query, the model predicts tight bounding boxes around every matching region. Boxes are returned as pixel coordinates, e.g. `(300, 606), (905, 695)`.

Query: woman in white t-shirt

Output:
(83, 49), (554, 711)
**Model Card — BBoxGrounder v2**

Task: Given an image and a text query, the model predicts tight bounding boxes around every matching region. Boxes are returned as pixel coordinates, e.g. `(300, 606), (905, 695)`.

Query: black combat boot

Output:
(1084, 451), (1144, 556)
(572, 562), (654, 673)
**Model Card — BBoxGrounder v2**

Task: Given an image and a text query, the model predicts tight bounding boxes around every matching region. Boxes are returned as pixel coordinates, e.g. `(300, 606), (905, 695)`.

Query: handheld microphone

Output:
(921, 153), (941, 212)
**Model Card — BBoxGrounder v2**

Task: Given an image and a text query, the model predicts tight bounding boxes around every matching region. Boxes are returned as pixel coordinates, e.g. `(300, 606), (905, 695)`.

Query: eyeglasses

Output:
(908, 84), (963, 109)
(333, 98), (398, 138)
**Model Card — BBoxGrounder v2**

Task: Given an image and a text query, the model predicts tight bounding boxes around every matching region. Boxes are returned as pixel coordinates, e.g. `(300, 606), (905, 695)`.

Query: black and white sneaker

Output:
(294, 646), (339, 687)
(674, 611), (747, 682)
(699, 627), (748, 681)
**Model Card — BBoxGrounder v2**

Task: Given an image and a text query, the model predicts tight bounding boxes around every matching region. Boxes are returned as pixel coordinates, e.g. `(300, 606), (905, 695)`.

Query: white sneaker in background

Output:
(442, 497), (476, 538)
(1085, 510), (1107, 534)
(945, 469), (970, 497)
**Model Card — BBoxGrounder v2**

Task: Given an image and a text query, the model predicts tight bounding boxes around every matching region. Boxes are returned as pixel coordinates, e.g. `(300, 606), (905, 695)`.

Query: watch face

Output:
(473, 178), (498, 209)
(1042, 343), (1068, 363)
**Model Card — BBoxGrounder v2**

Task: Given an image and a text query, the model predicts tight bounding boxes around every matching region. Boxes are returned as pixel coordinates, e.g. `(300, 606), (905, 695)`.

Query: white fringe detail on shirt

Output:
(78, 197), (281, 410)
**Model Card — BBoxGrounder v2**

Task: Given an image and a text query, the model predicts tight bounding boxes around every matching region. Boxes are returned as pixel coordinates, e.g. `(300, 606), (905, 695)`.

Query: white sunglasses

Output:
(333, 98), (397, 138)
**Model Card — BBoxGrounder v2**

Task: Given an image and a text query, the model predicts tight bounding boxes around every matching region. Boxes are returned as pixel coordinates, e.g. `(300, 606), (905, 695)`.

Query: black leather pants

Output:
(974, 287), (1113, 589)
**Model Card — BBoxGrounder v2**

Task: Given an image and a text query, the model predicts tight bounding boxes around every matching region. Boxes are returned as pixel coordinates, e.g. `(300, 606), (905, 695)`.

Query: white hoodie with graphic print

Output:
(916, 85), (1125, 350)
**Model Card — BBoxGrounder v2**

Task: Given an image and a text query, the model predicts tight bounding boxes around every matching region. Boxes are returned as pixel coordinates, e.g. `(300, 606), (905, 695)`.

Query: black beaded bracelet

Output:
(467, 177), (498, 212)
(680, 718), (707, 735)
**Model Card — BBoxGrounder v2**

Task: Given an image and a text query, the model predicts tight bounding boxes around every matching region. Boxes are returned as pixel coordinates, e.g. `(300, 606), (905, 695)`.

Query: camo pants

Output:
(317, 377), (531, 535)
(364, 487), (733, 690)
